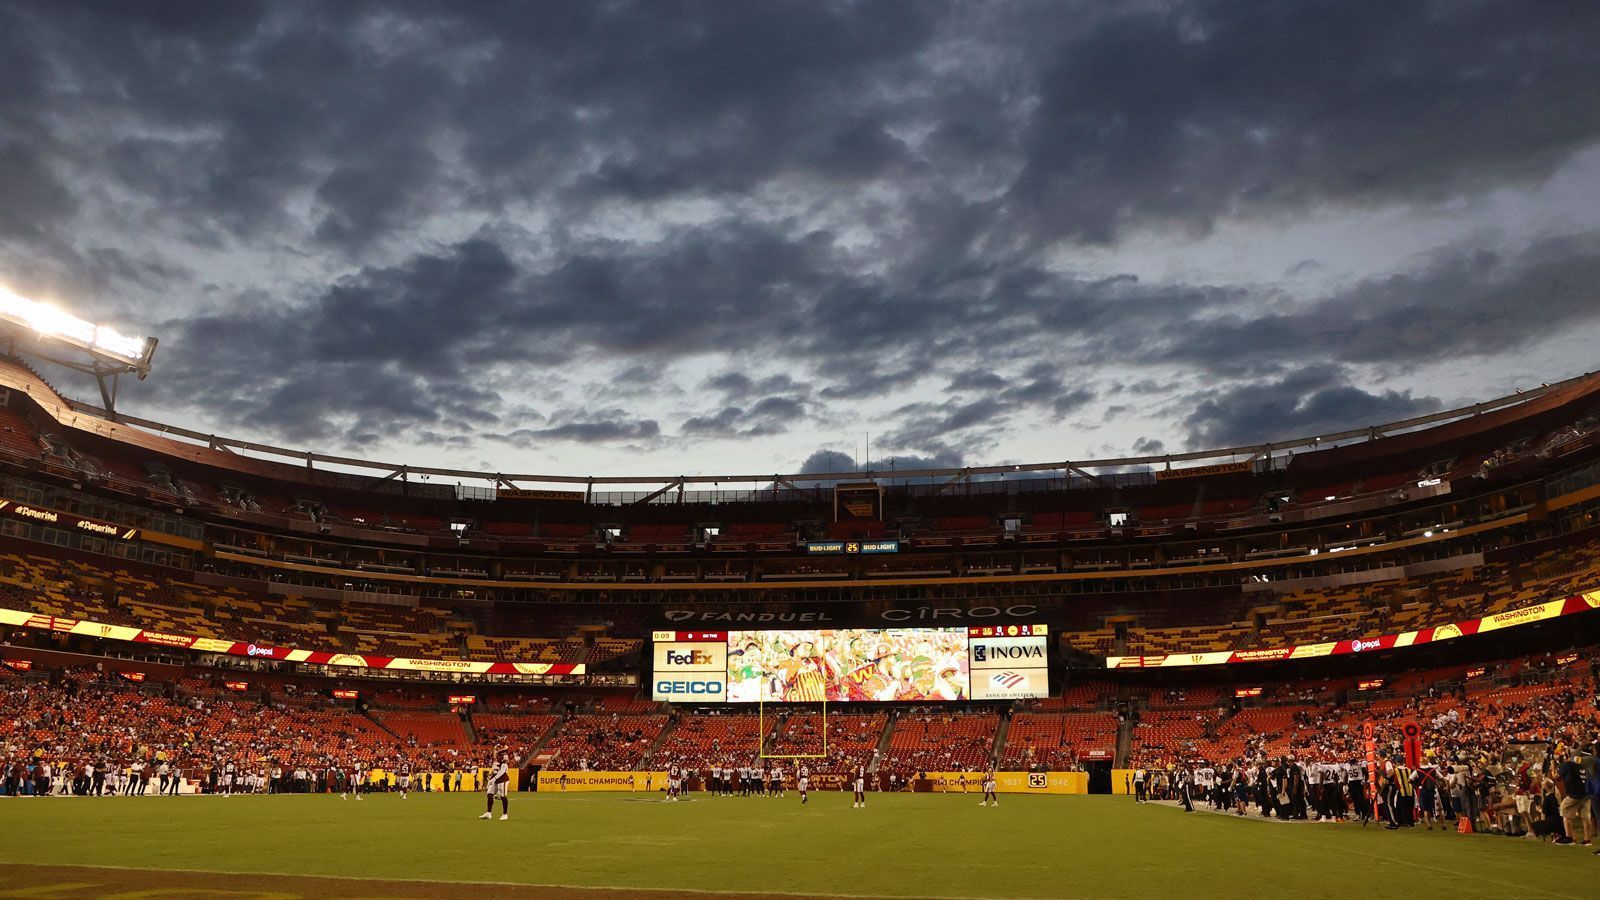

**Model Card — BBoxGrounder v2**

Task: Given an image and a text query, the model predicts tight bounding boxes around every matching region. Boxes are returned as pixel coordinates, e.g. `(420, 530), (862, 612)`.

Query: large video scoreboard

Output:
(650, 625), (1048, 703)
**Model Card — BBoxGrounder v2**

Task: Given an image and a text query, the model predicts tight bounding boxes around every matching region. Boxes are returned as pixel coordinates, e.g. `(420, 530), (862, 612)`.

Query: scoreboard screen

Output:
(650, 625), (1047, 703)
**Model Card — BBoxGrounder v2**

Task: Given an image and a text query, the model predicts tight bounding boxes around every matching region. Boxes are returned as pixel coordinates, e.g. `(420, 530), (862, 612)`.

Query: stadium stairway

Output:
(518, 717), (568, 766)
(1114, 716), (1134, 768)
(461, 710), (477, 744)
(870, 710), (898, 771)
(640, 713), (681, 767)
(363, 709), (402, 741)
(763, 710), (790, 755)
(990, 708), (1013, 771)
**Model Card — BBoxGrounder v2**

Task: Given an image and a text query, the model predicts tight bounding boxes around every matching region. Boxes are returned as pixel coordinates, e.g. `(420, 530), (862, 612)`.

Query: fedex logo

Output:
(664, 649), (714, 666)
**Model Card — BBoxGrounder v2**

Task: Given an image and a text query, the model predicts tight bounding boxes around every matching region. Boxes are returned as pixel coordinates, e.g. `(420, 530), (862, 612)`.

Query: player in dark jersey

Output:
(480, 753), (510, 820)
(852, 765), (867, 809)
(398, 761), (412, 799)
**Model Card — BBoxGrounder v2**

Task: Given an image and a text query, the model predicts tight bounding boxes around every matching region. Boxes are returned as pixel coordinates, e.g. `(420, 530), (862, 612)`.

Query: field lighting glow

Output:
(0, 285), (154, 369)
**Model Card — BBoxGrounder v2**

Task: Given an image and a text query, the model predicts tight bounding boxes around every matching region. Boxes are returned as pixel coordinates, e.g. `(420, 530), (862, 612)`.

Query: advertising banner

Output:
(497, 488), (584, 501)
(966, 626), (1048, 700)
(805, 540), (900, 555)
(652, 640), (728, 701)
(969, 668), (1050, 700)
(920, 771), (1087, 794)
(651, 674), (727, 702)
(1155, 461), (1252, 481)
(652, 642), (726, 671)
(968, 635), (1048, 668)
(0, 498), (139, 540)
(0, 605), (586, 676)
(654, 599), (1060, 629)
(536, 771), (665, 792)
(1106, 589), (1600, 668)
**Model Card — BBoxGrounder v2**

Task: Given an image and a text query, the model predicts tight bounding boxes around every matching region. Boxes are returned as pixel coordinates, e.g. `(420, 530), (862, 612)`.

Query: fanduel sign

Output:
(659, 603), (1043, 627)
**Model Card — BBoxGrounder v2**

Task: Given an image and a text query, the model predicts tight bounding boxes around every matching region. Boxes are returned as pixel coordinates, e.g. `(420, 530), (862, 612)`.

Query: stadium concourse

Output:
(0, 356), (1598, 896)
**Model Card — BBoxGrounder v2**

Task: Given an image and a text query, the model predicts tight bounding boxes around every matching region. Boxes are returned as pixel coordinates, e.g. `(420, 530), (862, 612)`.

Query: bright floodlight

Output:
(0, 285), (157, 375)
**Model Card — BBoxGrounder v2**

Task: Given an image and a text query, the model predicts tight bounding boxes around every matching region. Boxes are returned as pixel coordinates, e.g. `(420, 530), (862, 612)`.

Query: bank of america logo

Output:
(992, 671), (1025, 689)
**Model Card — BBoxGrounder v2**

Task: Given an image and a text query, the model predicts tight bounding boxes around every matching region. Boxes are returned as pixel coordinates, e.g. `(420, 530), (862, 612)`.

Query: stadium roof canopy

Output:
(5, 357), (1592, 501)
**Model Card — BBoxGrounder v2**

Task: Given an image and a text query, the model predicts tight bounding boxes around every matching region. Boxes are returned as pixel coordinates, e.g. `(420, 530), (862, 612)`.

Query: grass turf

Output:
(0, 792), (1592, 899)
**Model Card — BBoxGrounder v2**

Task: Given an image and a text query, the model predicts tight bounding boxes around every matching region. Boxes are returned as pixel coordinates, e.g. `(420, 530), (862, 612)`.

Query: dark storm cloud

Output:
(1146, 231), (1600, 375)
(1011, 0), (1600, 242)
(703, 372), (809, 402)
(489, 411), (661, 446)
(796, 447), (964, 480)
(0, 0), (1597, 465)
(1183, 366), (1442, 448)
(681, 396), (807, 438)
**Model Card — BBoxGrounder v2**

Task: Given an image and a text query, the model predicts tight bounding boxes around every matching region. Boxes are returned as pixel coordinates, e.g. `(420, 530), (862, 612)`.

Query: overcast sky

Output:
(2, 1), (1598, 479)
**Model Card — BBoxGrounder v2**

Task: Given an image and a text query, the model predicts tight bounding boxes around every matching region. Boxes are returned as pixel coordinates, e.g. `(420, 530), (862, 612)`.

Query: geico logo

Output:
(655, 680), (723, 695)
(663, 649), (714, 666)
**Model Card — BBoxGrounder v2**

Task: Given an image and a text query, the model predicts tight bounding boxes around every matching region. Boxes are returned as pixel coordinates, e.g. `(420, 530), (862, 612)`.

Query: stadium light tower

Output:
(0, 284), (159, 416)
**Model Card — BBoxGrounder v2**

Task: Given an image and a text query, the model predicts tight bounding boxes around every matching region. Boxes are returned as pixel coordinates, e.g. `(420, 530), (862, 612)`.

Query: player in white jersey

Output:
(398, 761), (412, 799)
(353, 764), (366, 800)
(798, 765), (810, 804)
(770, 764), (784, 798)
(852, 765), (867, 809)
(980, 770), (998, 807)
(480, 754), (510, 820)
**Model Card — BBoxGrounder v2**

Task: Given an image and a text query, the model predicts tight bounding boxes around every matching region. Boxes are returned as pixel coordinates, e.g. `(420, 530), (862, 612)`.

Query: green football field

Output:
(0, 791), (1592, 899)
